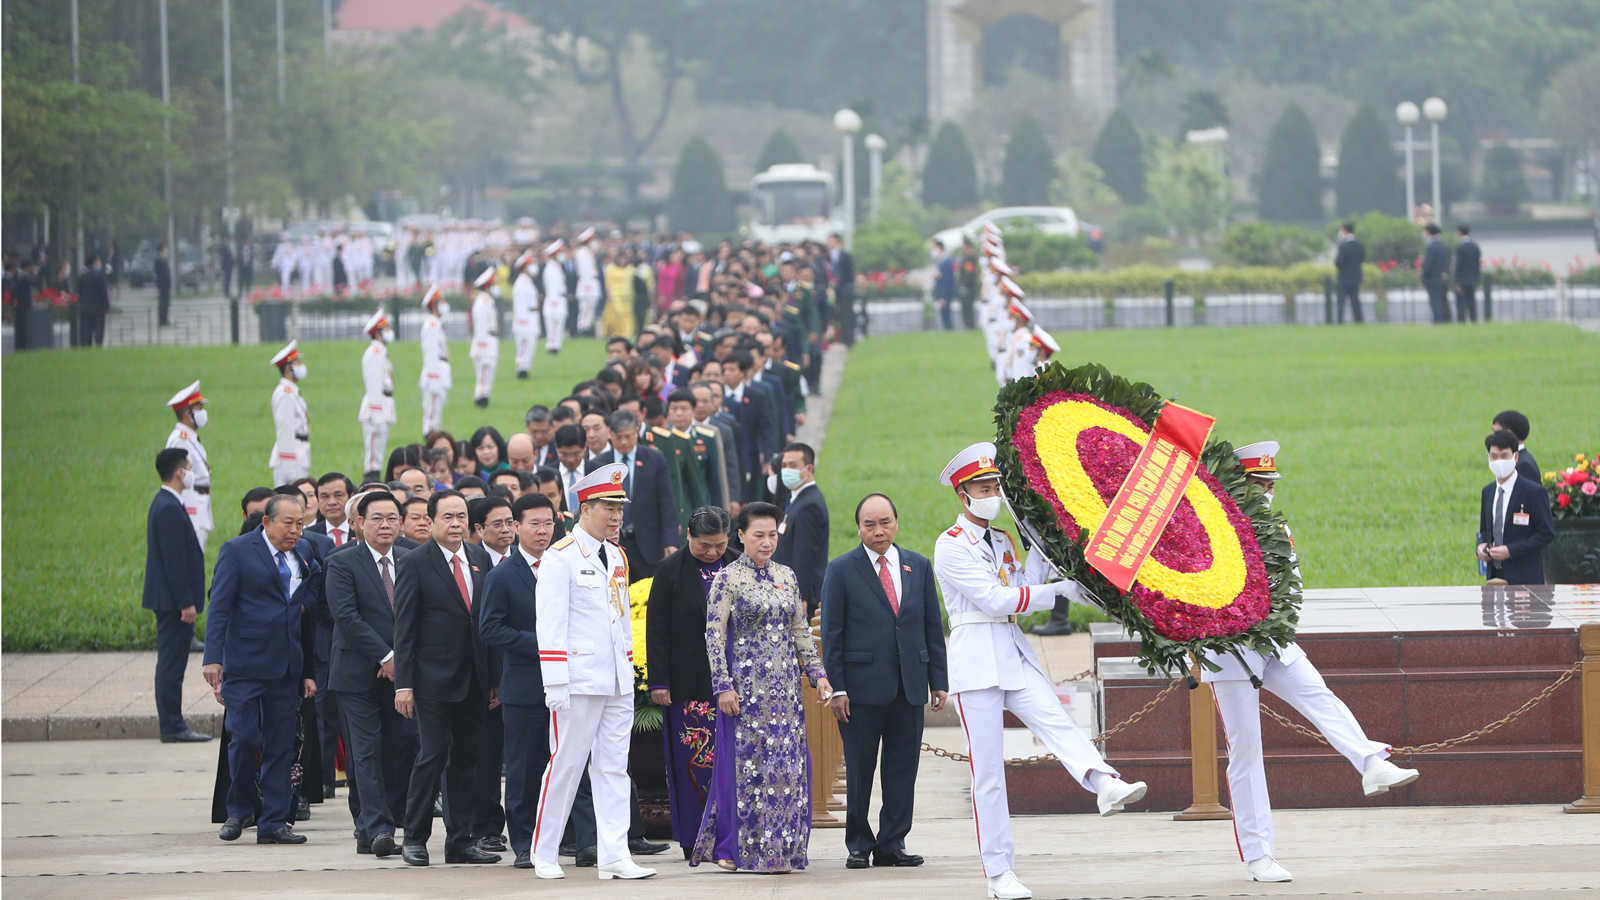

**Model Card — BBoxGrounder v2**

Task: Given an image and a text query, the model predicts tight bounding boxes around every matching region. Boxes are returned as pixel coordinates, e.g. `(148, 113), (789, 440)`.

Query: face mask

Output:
(181, 467), (195, 490)
(1261, 490), (1273, 509)
(437, 302), (451, 316)
(781, 468), (804, 490)
(193, 408), (209, 429)
(381, 328), (396, 343)
(291, 362), (308, 380)
(1488, 457), (1517, 480)
(964, 493), (1003, 521)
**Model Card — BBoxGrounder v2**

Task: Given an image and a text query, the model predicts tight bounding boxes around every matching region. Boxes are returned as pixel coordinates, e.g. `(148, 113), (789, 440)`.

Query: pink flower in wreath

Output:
(1583, 481), (1598, 496)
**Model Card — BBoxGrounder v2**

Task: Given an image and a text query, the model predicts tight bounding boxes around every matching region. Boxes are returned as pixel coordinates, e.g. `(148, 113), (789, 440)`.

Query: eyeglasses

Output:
(365, 514), (401, 525)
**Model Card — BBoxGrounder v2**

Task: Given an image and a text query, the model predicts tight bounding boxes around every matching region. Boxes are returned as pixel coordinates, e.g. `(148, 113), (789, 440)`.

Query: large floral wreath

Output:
(994, 362), (1300, 675)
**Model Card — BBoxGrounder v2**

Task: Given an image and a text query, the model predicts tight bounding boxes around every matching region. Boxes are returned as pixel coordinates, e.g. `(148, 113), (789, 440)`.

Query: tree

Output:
(1478, 144), (1529, 215)
(754, 128), (804, 174)
(1257, 103), (1323, 222)
(851, 220), (925, 271)
(1000, 116), (1056, 206)
(1175, 89), (1230, 142)
(1091, 109), (1146, 205)
(1335, 104), (1401, 217)
(922, 120), (979, 209)
(1541, 48), (1600, 156)
(1221, 222), (1326, 267)
(667, 137), (733, 235)
(1148, 144), (1231, 242)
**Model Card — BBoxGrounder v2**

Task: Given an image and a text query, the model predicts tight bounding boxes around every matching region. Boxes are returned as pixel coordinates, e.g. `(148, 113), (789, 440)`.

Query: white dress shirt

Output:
(864, 543), (903, 607)
(518, 545), (543, 569)
(325, 520), (351, 547)
(485, 544), (511, 567)
(369, 543), (397, 663)
(263, 530), (303, 599)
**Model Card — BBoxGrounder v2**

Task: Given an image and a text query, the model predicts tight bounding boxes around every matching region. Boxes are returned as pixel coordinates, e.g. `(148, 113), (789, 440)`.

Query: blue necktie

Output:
(622, 452), (634, 529)
(276, 551), (292, 600)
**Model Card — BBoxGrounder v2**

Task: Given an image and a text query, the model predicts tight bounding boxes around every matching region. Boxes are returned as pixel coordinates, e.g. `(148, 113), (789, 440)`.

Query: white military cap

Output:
(576, 227), (596, 244)
(167, 380), (204, 410)
(363, 309), (389, 336)
(473, 266), (496, 288)
(515, 250), (536, 271)
(545, 239), (565, 255)
(998, 275), (1024, 299)
(269, 340), (300, 368)
(1234, 441), (1282, 480)
(1030, 325), (1060, 359)
(573, 462), (631, 503)
(421, 284), (443, 310)
(941, 441), (1001, 487)
(1006, 298), (1033, 324)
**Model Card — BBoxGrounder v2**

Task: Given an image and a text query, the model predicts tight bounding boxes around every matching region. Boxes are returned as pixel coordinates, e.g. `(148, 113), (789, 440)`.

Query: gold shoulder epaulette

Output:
(651, 426), (672, 437)
(672, 428), (690, 439)
(551, 536), (576, 550)
(783, 360), (801, 370)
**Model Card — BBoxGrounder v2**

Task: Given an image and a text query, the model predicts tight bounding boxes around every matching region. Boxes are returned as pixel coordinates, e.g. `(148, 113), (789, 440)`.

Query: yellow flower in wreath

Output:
(628, 577), (653, 671)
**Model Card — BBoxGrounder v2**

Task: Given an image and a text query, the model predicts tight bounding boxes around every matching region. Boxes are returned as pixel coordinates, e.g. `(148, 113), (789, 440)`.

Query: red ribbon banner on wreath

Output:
(1084, 402), (1216, 591)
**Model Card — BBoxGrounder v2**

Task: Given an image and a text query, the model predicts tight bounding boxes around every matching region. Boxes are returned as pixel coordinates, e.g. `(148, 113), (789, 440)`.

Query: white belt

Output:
(949, 611), (1018, 627)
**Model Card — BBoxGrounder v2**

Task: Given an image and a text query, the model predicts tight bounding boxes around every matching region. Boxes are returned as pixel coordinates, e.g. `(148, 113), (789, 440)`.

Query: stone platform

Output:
(1006, 584), (1598, 815)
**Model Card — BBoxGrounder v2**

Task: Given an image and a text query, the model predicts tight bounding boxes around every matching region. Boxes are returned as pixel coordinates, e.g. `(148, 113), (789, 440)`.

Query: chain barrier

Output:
(921, 677), (1182, 767)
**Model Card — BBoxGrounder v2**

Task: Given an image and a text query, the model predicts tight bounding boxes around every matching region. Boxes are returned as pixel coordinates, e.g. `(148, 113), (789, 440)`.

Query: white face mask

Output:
(381, 328), (396, 343)
(1261, 490), (1274, 509)
(963, 492), (1004, 521)
(437, 302), (451, 316)
(1488, 457), (1517, 480)
(181, 467), (195, 490)
(291, 362), (308, 381)
(193, 408), (209, 429)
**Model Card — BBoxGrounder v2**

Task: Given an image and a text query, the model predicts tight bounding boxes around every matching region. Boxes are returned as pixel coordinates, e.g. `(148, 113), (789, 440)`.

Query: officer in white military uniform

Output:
(358, 309), (397, 482)
(419, 285), (452, 435)
(933, 442), (1147, 900)
(1203, 441), (1418, 884)
(268, 341), (311, 484)
(468, 266), (500, 409)
(510, 250), (542, 379)
(540, 240), (569, 355)
(572, 227), (602, 335)
(165, 380), (214, 550)
(998, 293), (1033, 386)
(271, 233), (295, 291)
(530, 463), (656, 881)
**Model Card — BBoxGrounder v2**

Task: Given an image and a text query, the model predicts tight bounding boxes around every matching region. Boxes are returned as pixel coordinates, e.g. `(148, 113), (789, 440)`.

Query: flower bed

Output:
(247, 285), (463, 315)
(855, 269), (923, 300)
(994, 362), (1300, 675)
(1546, 453), (1600, 518)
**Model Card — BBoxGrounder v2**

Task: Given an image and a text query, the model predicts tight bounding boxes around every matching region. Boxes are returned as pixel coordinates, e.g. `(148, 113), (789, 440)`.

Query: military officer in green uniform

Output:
(640, 409), (709, 532)
(666, 388), (727, 509)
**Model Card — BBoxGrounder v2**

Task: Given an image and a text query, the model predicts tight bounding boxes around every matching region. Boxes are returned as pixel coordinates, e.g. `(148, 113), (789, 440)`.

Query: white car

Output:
(932, 206), (1087, 255)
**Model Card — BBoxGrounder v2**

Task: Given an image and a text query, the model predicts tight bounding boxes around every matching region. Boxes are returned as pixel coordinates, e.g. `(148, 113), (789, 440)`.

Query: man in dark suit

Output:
(155, 243), (174, 327)
(325, 492), (413, 858)
(392, 490), (500, 866)
(693, 379), (744, 508)
(772, 442), (829, 617)
(79, 253), (110, 346)
(143, 448), (211, 743)
(1492, 410), (1541, 484)
(1333, 221), (1365, 323)
(1453, 223), (1481, 323)
(720, 351), (777, 500)
(1420, 224), (1450, 324)
(203, 492), (321, 844)
(1478, 431), (1555, 586)
(304, 472), (354, 801)
(585, 409), (679, 580)
(828, 232), (856, 342)
(820, 493), (948, 869)
(933, 239), (958, 330)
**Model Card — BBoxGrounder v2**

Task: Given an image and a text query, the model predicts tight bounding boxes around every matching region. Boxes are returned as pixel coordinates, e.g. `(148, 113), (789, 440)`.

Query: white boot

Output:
(986, 870), (1032, 899)
(598, 857), (657, 880)
(1361, 758), (1420, 797)
(533, 857), (565, 879)
(1095, 777), (1148, 816)
(1246, 856), (1293, 882)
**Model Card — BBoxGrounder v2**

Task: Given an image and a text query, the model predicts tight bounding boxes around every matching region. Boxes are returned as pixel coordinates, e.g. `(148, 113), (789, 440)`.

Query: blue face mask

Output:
(781, 468), (804, 490)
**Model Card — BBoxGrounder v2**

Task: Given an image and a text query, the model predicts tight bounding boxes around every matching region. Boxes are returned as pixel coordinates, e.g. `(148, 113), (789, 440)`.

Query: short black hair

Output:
(617, 391), (642, 409)
(854, 492), (899, 525)
(642, 395), (666, 420)
(490, 469), (526, 488)
(512, 492), (555, 523)
(605, 336), (633, 352)
(1342, 221), (1356, 234)
(469, 495), (512, 529)
(667, 388), (695, 406)
(240, 486), (276, 513)
(317, 472), (355, 494)
(595, 368), (625, 387)
(403, 496), (429, 515)
(554, 422), (586, 449)
(688, 505), (732, 538)
(551, 405), (577, 424)
(357, 491), (400, 519)
(455, 474), (486, 492)
(1492, 410), (1530, 442)
(156, 447), (189, 481)
(241, 511), (265, 535)
(525, 404), (551, 426)
(1425, 223), (1442, 236)
(1485, 430), (1519, 453)
(428, 489), (466, 519)
(487, 485), (516, 502)
(1457, 223), (1471, 235)
(782, 441), (815, 468)
(737, 500), (781, 532)
(724, 350), (754, 373)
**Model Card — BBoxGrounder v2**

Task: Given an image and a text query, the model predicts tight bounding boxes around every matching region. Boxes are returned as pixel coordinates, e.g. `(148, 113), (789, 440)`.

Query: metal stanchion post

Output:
(1324, 274), (1334, 324)
(1174, 656), (1232, 821)
(1566, 623), (1600, 813)
(1483, 273), (1493, 321)
(230, 297), (240, 345)
(1164, 279), (1175, 327)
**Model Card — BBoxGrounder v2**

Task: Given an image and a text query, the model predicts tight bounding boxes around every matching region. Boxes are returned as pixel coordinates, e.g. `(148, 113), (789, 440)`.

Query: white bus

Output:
(748, 164), (844, 244)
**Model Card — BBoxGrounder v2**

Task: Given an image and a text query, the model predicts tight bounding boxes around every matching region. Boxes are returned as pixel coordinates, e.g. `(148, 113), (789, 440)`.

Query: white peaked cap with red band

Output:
(515, 250), (536, 271)
(421, 285), (443, 310)
(167, 380), (203, 410)
(998, 275), (1024, 298)
(574, 462), (632, 503)
(1006, 299), (1033, 324)
(545, 239), (565, 255)
(473, 266), (497, 288)
(576, 226), (596, 244)
(1234, 441), (1282, 480)
(1030, 325), (1060, 357)
(269, 340), (300, 368)
(941, 441), (1001, 487)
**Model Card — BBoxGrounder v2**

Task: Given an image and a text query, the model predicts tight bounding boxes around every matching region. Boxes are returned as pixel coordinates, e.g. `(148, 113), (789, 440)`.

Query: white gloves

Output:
(1043, 580), (1085, 604)
(544, 684), (570, 713)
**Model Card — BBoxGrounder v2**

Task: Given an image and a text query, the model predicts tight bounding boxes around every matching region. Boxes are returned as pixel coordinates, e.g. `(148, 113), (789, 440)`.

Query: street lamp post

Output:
(1424, 97), (1448, 221)
(833, 109), (862, 248)
(864, 134), (886, 222)
(160, 0), (176, 279)
(223, 0), (235, 250)
(276, 0), (286, 107)
(1396, 101), (1420, 222)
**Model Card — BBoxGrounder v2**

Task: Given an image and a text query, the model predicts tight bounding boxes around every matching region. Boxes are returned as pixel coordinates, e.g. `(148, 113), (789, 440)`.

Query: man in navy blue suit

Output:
(1420, 223), (1450, 324)
(719, 351), (777, 500)
(585, 410), (680, 581)
(203, 492), (321, 844)
(933, 239), (958, 331)
(143, 448), (211, 743)
(772, 442), (829, 617)
(1478, 430), (1555, 585)
(820, 493), (948, 869)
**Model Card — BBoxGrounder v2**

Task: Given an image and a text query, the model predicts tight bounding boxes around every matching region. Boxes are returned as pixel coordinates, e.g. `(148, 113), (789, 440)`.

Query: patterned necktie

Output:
(878, 555), (900, 616)
(276, 551), (292, 600)
(379, 556), (395, 608)
(451, 553), (471, 611)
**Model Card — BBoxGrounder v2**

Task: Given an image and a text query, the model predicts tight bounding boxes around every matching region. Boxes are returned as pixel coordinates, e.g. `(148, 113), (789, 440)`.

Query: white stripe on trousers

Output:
(531, 693), (633, 866)
(362, 423), (388, 475)
(1211, 656), (1390, 863)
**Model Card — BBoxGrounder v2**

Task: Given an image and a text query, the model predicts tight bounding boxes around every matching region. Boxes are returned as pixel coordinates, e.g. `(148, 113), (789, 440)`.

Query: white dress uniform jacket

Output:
(419, 313), (452, 391)
(469, 290), (499, 364)
(166, 421), (213, 547)
(933, 515), (1055, 695)
(358, 339), (396, 426)
(535, 525), (634, 696)
(511, 270), (542, 372)
(540, 261), (568, 351)
(269, 377), (310, 479)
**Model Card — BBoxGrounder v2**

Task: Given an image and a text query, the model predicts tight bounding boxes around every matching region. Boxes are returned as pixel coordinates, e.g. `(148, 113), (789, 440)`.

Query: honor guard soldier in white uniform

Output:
(572, 227), (602, 335)
(419, 285), (452, 435)
(271, 233), (295, 291)
(530, 463), (656, 881)
(469, 266), (500, 408)
(540, 240), (569, 355)
(511, 250), (542, 379)
(1203, 441), (1418, 884)
(998, 292), (1033, 386)
(268, 341), (311, 485)
(358, 309), (397, 482)
(933, 442), (1147, 900)
(165, 380), (214, 549)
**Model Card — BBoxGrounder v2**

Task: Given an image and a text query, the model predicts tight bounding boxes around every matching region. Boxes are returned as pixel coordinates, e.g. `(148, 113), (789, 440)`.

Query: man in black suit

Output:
(1492, 410), (1541, 484)
(1478, 431), (1555, 586)
(828, 232), (856, 343)
(1333, 221), (1365, 323)
(325, 492), (412, 858)
(392, 490), (501, 866)
(820, 493), (947, 869)
(585, 409), (679, 580)
(1453, 223), (1481, 322)
(1420, 224), (1450, 324)
(143, 448), (211, 743)
(155, 243), (173, 327)
(720, 351), (777, 500)
(79, 253), (110, 346)
(772, 442), (829, 617)
(305, 472), (354, 800)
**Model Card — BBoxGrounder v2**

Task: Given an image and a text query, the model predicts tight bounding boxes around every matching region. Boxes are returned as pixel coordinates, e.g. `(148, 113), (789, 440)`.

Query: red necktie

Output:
(332, 527), (345, 547)
(878, 555), (899, 616)
(452, 553), (471, 611)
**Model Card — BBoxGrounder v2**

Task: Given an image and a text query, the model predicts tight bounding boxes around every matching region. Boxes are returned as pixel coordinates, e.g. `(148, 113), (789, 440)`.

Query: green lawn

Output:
(2, 338), (607, 651)
(821, 324), (1599, 591)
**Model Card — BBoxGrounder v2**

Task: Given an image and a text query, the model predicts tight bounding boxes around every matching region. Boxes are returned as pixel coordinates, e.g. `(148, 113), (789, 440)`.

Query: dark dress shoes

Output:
(845, 850), (871, 869)
(402, 844), (430, 866)
(478, 835), (508, 852)
(371, 832), (396, 858)
(873, 849), (924, 867)
(575, 845), (598, 867)
(357, 840), (373, 855)
(445, 846), (502, 864)
(514, 851), (533, 869)
(559, 842), (577, 857)
(628, 837), (668, 855)
(160, 729), (212, 743)
(295, 795), (312, 821)
(219, 818), (246, 841)
(257, 826), (307, 844)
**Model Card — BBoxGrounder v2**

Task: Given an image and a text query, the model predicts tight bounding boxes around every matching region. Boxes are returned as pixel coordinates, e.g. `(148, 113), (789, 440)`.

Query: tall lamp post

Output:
(1423, 97), (1448, 221)
(160, 0), (176, 271)
(833, 109), (861, 248)
(1396, 101), (1419, 222)
(864, 134), (886, 222)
